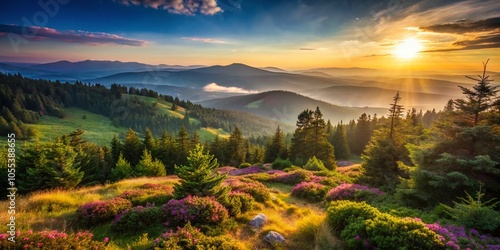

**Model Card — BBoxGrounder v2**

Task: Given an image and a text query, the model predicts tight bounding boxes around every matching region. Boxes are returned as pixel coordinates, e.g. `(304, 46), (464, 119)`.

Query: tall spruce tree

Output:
(173, 144), (228, 199)
(265, 126), (287, 163)
(330, 122), (351, 160)
(290, 107), (336, 170)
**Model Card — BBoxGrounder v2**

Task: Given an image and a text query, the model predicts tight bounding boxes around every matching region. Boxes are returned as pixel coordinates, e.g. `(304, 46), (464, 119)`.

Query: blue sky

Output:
(0, 0), (499, 70)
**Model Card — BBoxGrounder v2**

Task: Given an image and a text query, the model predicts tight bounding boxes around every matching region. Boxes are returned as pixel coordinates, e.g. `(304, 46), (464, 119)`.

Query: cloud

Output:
(420, 17), (500, 34)
(203, 82), (258, 94)
(0, 24), (146, 46)
(419, 17), (500, 52)
(118, 0), (222, 15)
(182, 37), (227, 44)
(299, 48), (316, 50)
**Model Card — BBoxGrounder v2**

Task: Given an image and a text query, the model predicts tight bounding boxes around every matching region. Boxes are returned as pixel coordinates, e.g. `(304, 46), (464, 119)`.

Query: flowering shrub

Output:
(228, 178), (271, 203)
(291, 182), (329, 202)
(220, 191), (255, 216)
(118, 185), (173, 206)
(327, 200), (444, 249)
(0, 230), (106, 249)
(271, 169), (312, 185)
(425, 223), (500, 249)
(162, 196), (229, 227)
(229, 166), (266, 176)
(325, 183), (384, 202)
(153, 222), (241, 250)
(111, 203), (162, 233)
(77, 197), (132, 226)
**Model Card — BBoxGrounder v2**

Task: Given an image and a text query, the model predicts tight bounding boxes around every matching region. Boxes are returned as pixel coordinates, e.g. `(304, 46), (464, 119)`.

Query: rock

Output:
(264, 231), (285, 245)
(249, 213), (267, 228)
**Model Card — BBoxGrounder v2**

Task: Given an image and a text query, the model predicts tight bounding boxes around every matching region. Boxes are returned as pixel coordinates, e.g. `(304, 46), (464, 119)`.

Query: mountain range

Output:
(1, 59), (492, 125)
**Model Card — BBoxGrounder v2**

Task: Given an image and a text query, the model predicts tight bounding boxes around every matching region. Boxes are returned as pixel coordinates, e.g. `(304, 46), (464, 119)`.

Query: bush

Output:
(153, 222), (242, 250)
(271, 169), (312, 185)
(220, 191), (255, 216)
(441, 190), (500, 232)
(162, 196), (229, 227)
(0, 230), (106, 249)
(111, 204), (162, 233)
(325, 183), (384, 202)
(272, 158), (293, 170)
(77, 197), (132, 226)
(229, 178), (271, 203)
(291, 182), (329, 202)
(303, 156), (327, 171)
(119, 185), (174, 206)
(327, 201), (444, 249)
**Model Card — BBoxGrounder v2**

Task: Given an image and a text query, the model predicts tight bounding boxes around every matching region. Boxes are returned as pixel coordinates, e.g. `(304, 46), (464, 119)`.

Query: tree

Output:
(352, 113), (372, 154)
(135, 149), (166, 177)
(455, 59), (499, 126)
(330, 122), (351, 160)
(110, 153), (133, 182)
(176, 125), (190, 166)
(173, 144), (228, 199)
(264, 126), (287, 163)
(45, 142), (84, 189)
(123, 128), (142, 166)
(389, 91), (404, 139)
(225, 126), (246, 167)
(290, 107), (336, 170)
(361, 93), (415, 190)
(143, 128), (156, 153)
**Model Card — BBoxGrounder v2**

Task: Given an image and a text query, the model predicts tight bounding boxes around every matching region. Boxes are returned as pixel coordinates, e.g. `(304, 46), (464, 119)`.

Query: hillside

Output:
(200, 90), (387, 124)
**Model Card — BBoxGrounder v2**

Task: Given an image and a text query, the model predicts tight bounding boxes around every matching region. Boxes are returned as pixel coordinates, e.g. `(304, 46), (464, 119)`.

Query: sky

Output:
(0, 0), (499, 71)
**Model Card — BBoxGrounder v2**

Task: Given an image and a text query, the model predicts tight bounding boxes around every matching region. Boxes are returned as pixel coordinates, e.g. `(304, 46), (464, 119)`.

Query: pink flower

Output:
(104, 237), (109, 243)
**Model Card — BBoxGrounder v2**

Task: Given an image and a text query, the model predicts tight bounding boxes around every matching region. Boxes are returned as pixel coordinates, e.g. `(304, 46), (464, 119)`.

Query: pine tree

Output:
(264, 126), (287, 163)
(143, 128), (156, 153)
(352, 113), (372, 154)
(173, 144), (228, 199)
(389, 91), (404, 139)
(226, 126), (246, 167)
(110, 153), (133, 182)
(330, 122), (351, 160)
(45, 142), (84, 189)
(110, 134), (122, 165)
(135, 149), (166, 177)
(123, 128), (142, 166)
(290, 107), (336, 169)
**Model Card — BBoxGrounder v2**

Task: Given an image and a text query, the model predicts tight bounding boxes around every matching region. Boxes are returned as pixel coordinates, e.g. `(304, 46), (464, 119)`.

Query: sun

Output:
(394, 38), (422, 59)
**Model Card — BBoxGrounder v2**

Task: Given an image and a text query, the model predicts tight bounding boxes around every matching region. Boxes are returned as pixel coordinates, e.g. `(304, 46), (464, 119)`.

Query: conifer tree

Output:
(135, 149), (166, 177)
(143, 128), (156, 153)
(330, 122), (351, 160)
(226, 126), (246, 167)
(110, 153), (133, 182)
(173, 144), (228, 199)
(264, 126), (287, 163)
(123, 128), (142, 166)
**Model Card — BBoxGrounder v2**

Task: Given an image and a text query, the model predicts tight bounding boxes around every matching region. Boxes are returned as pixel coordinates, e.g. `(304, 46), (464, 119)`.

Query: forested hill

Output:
(0, 73), (292, 139)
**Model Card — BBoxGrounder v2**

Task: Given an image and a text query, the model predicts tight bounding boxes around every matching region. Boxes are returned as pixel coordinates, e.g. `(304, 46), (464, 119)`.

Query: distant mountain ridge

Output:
(200, 90), (387, 125)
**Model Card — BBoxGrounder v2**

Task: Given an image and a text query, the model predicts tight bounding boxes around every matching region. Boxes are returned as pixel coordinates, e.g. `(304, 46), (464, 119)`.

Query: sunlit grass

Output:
(25, 107), (128, 145)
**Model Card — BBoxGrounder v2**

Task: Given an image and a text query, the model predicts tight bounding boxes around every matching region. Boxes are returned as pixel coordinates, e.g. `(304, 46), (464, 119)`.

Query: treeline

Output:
(0, 73), (289, 139)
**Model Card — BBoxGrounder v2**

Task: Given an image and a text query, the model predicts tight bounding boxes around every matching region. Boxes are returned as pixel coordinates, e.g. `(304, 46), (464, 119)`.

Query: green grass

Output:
(25, 107), (128, 145)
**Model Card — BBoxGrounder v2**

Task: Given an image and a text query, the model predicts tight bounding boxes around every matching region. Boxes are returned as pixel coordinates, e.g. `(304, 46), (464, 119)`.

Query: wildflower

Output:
(104, 237), (109, 243)
(355, 235), (360, 241)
